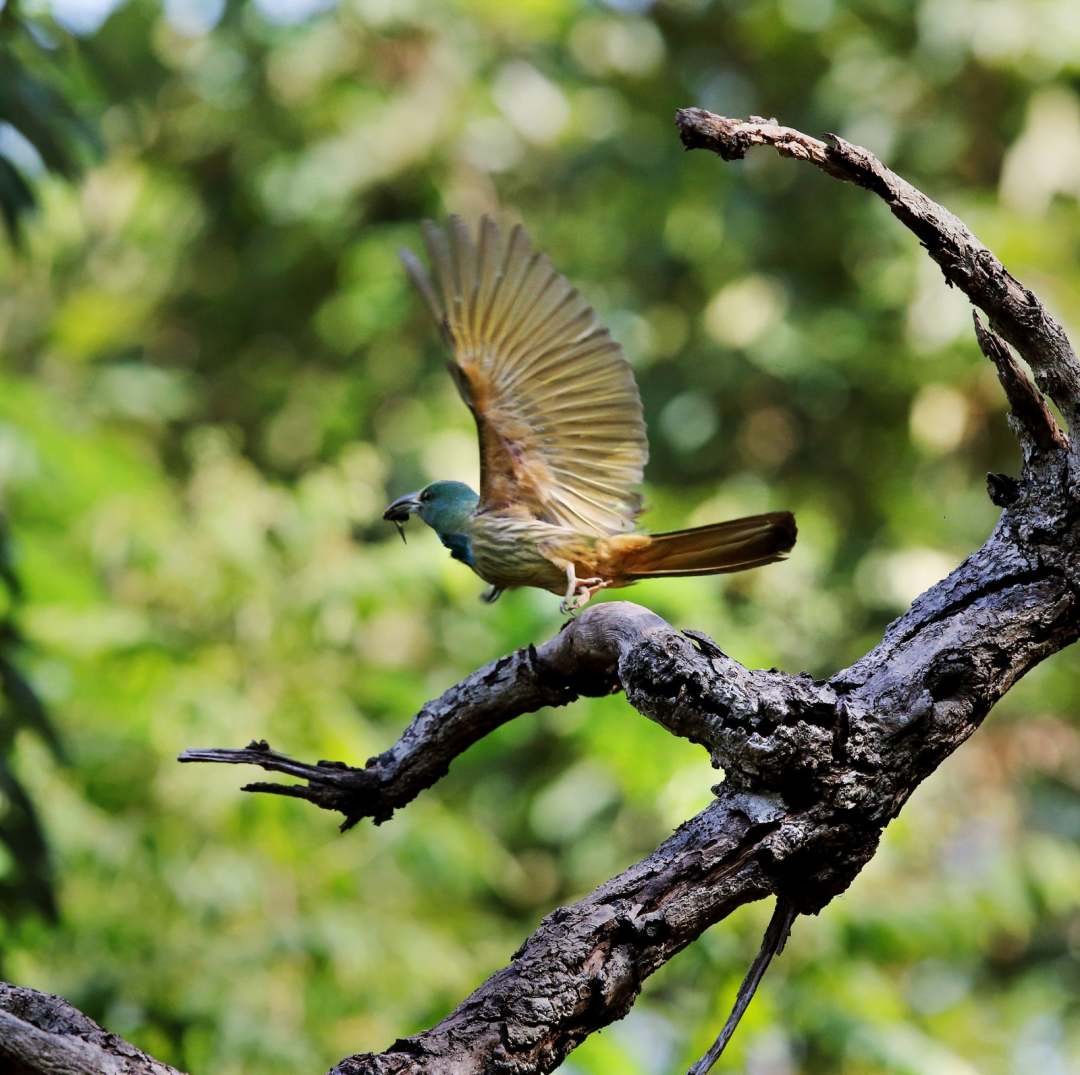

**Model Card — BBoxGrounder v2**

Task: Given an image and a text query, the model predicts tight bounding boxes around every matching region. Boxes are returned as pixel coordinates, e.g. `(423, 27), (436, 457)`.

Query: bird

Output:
(384, 216), (796, 614)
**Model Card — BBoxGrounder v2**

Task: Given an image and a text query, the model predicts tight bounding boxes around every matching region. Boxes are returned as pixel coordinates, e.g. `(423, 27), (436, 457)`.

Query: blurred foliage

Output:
(1, 0), (1079, 1072)
(0, 511), (61, 931)
(0, 3), (100, 241)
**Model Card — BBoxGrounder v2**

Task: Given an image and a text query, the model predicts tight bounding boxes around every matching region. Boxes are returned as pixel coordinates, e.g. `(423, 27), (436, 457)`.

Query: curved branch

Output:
(675, 108), (1080, 450)
(180, 604), (676, 827)
(180, 602), (835, 826)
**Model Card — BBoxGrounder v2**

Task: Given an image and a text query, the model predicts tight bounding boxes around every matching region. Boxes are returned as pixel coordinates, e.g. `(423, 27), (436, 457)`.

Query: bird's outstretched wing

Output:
(400, 216), (648, 536)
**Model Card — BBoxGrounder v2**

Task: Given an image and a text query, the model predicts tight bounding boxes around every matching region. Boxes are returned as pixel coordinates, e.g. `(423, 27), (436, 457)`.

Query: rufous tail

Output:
(621, 512), (796, 579)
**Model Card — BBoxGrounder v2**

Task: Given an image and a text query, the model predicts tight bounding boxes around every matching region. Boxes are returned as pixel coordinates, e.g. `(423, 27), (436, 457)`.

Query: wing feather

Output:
(401, 216), (648, 534)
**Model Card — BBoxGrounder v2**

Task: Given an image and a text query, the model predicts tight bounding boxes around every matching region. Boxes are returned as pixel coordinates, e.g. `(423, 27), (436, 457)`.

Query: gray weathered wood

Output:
(0, 983), (183, 1075)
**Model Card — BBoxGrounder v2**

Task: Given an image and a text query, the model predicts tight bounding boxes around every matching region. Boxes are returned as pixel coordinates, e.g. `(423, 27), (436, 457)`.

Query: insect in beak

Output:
(383, 492), (422, 543)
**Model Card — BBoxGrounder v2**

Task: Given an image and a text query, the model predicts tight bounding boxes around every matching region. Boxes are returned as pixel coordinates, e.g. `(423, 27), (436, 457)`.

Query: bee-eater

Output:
(384, 216), (796, 613)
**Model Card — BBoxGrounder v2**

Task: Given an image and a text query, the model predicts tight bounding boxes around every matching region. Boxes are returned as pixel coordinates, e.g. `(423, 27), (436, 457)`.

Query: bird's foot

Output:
(559, 577), (610, 615)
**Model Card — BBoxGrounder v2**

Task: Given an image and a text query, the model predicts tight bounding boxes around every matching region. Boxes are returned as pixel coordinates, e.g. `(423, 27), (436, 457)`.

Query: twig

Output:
(675, 108), (1080, 449)
(687, 898), (797, 1075)
(972, 311), (1068, 459)
(178, 740), (385, 829)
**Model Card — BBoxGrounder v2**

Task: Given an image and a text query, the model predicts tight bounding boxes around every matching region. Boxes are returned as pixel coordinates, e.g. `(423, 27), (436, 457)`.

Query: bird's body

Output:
(385, 217), (796, 612)
(469, 514), (588, 594)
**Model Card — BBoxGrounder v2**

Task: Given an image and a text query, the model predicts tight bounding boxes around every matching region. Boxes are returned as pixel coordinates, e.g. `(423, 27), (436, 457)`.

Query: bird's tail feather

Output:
(621, 512), (796, 579)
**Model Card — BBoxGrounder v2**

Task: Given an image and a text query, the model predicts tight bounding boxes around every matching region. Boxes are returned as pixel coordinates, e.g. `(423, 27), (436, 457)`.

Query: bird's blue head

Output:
(383, 481), (480, 549)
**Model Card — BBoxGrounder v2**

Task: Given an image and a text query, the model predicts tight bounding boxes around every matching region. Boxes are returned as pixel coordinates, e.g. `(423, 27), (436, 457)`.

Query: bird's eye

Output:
(420, 489), (431, 502)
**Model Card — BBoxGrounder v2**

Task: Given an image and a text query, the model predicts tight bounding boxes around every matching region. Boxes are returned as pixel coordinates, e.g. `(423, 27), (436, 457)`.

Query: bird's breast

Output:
(467, 515), (588, 592)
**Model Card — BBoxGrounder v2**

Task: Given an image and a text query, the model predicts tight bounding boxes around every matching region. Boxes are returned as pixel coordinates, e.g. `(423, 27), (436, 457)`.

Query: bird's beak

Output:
(383, 492), (421, 543)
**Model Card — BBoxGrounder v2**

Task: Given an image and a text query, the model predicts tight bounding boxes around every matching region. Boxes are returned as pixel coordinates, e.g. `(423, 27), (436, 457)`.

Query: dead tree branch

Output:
(972, 311), (1068, 460)
(674, 109), (1080, 454)
(8, 111), (1079, 1074)
(0, 983), (183, 1075)
(687, 897), (797, 1075)
(180, 602), (834, 828)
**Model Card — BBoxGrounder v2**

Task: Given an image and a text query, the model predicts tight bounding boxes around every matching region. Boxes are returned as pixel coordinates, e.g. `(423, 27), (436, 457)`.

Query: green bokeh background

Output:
(2, 0), (1079, 1072)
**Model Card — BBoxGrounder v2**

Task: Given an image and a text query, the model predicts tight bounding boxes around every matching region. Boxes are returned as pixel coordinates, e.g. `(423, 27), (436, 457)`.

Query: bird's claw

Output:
(560, 577), (610, 615)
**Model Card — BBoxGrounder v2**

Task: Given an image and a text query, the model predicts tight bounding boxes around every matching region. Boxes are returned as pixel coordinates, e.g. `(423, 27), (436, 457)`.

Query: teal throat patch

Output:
(439, 531), (475, 567)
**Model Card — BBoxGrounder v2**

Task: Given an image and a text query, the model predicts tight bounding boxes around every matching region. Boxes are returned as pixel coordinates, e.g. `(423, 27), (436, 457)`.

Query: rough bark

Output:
(673, 110), (1080, 455)
(5, 111), (1078, 1075)
(0, 983), (182, 1075)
